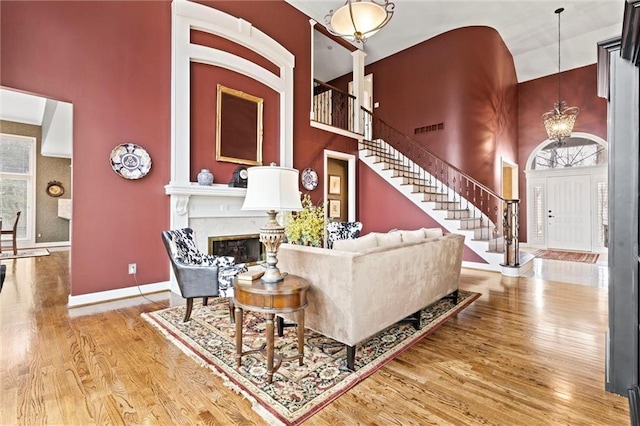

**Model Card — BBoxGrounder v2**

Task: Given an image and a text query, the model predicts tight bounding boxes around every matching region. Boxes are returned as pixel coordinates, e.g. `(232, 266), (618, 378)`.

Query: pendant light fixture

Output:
(325, 0), (395, 44)
(542, 7), (579, 145)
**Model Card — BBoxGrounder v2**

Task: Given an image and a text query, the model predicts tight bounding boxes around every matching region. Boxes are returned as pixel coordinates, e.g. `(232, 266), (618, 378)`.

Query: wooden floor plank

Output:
(0, 251), (629, 425)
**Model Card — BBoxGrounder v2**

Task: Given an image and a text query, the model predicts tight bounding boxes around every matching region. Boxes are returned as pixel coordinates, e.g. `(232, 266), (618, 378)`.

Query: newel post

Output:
(502, 200), (520, 267)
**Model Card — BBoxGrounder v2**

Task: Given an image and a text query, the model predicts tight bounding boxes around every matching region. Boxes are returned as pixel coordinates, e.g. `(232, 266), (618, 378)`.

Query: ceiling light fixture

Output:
(542, 7), (579, 145)
(325, 0), (395, 44)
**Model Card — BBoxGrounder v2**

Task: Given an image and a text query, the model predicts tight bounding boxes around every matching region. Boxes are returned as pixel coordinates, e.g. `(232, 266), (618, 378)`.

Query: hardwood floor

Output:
(0, 250), (629, 425)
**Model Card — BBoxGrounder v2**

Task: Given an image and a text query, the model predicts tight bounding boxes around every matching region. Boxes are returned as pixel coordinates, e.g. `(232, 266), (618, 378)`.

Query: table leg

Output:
(295, 309), (305, 366)
(266, 313), (275, 384)
(235, 307), (243, 368)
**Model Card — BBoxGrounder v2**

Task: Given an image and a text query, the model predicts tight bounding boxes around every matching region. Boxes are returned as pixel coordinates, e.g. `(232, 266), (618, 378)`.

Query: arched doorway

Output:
(525, 132), (608, 252)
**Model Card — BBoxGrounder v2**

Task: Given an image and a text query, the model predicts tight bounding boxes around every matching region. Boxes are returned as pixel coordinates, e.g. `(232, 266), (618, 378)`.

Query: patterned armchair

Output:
(326, 221), (363, 249)
(161, 228), (246, 322)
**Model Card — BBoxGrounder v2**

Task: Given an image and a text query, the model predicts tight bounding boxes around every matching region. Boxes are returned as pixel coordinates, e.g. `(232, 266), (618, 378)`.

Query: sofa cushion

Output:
(333, 232), (377, 252)
(376, 230), (402, 247)
(424, 227), (444, 238)
(400, 229), (427, 243)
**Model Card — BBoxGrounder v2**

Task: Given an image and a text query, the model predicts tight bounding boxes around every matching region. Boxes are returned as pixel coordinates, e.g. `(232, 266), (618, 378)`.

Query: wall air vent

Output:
(414, 122), (444, 135)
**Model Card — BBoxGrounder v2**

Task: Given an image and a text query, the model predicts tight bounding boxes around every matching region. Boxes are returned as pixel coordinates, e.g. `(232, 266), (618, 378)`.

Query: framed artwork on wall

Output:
(329, 175), (341, 195)
(329, 199), (341, 218)
(216, 84), (263, 166)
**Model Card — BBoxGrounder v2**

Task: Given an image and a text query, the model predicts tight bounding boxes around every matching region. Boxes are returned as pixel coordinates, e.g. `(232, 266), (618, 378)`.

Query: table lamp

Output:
(241, 164), (303, 283)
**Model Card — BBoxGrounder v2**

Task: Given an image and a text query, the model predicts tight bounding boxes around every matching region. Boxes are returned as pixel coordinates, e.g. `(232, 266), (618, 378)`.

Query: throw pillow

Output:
(376, 230), (402, 247)
(326, 221), (363, 249)
(400, 229), (427, 243)
(423, 227), (444, 238)
(333, 232), (377, 252)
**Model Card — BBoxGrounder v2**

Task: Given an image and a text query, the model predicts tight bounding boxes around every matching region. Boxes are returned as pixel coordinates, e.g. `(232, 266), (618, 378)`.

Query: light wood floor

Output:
(0, 251), (629, 425)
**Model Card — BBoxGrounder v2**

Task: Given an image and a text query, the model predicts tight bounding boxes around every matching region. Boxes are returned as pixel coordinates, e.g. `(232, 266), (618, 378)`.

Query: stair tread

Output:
(361, 141), (513, 272)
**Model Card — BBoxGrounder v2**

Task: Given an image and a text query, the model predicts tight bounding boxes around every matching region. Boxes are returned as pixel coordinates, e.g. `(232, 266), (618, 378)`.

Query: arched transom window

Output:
(532, 136), (607, 170)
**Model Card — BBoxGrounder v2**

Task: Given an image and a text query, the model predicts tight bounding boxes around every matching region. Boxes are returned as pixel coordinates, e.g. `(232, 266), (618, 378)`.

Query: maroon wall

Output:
(359, 165), (487, 263)
(364, 26), (519, 193)
(1, 1), (607, 297)
(1, 1), (173, 295)
(0, 0), (355, 296)
(517, 64), (607, 241)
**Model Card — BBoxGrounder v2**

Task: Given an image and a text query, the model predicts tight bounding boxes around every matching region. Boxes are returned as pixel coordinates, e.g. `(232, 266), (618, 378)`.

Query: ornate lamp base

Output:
(259, 210), (286, 283)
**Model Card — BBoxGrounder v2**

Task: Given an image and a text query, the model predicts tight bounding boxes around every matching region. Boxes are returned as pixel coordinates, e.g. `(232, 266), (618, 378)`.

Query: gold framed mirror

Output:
(216, 84), (263, 165)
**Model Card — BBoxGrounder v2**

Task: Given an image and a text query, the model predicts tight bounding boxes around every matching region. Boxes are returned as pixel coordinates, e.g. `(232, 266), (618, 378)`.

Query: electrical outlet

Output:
(128, 263), (137, 275)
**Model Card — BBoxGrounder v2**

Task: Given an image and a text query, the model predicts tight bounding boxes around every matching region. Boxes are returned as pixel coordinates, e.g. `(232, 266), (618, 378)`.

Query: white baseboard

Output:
(36, 241), (70, 248)
(68, 280), (171, 308)
(462, 261), (500, 272)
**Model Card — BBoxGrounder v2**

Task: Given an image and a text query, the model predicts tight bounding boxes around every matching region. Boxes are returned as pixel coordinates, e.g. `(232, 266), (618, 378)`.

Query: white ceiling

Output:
(287, 0), (625, 83)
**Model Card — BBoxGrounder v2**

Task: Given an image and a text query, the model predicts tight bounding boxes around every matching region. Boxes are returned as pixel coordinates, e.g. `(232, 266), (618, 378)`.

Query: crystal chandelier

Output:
(542, 7), (579, 145)
(325, 0), (395, 44)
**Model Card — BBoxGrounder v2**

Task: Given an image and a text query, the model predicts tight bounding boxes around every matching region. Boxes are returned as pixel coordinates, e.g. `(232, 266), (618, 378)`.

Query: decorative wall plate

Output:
(110, 143), (152, 180)
(301, 167), (318, 190)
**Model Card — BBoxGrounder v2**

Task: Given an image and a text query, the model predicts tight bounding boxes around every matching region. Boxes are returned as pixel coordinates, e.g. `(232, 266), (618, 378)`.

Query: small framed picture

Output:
(328, 175), (341, 195)
(329, 199), (341, 218)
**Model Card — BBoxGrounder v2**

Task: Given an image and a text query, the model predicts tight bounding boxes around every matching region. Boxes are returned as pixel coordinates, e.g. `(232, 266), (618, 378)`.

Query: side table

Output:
(233, 274), (309, 384)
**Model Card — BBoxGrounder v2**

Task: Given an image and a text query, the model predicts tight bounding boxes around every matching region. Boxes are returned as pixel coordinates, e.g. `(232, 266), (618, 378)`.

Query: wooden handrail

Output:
(361, 107), (520, 268)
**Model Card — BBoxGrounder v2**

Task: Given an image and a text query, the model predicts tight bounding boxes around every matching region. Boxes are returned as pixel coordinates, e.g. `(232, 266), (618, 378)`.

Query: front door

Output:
(547, 175), (592, 250)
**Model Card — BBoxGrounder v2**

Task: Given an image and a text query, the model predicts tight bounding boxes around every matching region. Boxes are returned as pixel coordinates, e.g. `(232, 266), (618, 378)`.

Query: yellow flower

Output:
(284, 194), (326, 247)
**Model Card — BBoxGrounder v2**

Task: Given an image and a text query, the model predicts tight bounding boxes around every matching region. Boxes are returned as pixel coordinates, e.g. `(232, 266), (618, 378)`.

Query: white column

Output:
(351, 49), (367, 134)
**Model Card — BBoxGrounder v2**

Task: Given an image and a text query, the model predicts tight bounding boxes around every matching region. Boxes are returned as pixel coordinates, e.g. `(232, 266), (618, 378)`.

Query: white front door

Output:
(547, 175), (592, 251)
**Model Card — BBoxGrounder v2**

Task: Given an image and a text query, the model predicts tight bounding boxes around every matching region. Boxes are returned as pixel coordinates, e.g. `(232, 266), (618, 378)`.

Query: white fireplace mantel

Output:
(165, 181), (264, 242)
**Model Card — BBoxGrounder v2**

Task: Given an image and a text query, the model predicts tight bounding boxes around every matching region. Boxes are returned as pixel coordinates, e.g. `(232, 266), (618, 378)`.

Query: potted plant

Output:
(283, 194), (326, 247)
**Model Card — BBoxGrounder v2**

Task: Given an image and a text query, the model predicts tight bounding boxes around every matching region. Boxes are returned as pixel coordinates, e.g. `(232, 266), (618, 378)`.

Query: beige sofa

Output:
(277, 228), (465, 369)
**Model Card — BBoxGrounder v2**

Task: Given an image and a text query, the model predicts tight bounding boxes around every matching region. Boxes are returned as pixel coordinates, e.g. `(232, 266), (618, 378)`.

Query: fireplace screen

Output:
(208, 234), (263, 266)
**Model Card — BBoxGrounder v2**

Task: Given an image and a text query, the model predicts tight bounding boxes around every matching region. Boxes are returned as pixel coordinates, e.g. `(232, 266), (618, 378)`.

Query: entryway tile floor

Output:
(519, 248), (608, 288)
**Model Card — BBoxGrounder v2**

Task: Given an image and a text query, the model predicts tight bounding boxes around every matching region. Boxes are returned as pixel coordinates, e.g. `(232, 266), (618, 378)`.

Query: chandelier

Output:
(325, 0), (395, 44)
(542, 7), (579, 145)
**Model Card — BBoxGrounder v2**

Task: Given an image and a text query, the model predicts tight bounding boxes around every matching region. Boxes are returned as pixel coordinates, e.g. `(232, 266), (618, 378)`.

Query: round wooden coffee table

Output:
(233, 274), (309, 384)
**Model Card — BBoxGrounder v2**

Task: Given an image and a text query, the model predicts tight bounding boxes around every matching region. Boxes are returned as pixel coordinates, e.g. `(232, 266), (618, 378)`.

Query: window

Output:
(597, 181), (608, 245)
(533, 137), (607, 170)
(532, 185), (544, 243)
(0, 133), (35, 240)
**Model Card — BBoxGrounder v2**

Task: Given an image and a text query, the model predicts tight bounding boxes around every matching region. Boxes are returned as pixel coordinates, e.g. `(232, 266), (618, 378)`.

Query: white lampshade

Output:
(241, 165), (303, 212)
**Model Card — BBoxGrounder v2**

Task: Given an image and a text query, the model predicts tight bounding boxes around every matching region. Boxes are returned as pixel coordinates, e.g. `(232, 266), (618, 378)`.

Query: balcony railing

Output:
(312, 79), (358, 134)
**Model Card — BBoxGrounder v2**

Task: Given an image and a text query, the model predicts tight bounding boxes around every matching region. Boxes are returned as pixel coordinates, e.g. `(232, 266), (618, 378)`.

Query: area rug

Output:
(0, 248), (49, 260)
(142, 290), (480, 426)
(532, 249), (599, 264)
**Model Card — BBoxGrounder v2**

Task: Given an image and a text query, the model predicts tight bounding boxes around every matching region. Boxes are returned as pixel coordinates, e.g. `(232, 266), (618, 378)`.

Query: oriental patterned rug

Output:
(532, 249), (599, 264)
(142, 290), (479, 425)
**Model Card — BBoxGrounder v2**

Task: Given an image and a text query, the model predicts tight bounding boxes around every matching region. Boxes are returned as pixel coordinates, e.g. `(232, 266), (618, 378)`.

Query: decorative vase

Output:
(197, 169), (214, 186)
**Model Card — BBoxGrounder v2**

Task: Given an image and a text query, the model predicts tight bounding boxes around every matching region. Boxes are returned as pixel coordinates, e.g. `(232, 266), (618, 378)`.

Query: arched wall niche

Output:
(168, 0), (294, 189)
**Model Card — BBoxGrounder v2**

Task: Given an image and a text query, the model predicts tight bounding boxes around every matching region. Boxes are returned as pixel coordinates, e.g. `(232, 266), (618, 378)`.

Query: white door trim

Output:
(323, 150), (356, 222)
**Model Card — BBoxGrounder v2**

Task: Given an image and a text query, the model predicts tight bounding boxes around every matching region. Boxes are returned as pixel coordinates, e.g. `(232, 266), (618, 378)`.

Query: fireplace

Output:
(208, 234), (264, 266)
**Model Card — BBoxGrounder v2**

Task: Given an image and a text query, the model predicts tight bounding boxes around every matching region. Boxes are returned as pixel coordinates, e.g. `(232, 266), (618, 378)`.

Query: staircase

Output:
(360, 111), (530, 275)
